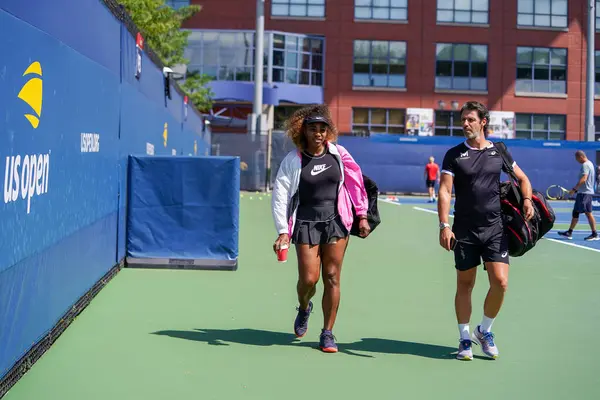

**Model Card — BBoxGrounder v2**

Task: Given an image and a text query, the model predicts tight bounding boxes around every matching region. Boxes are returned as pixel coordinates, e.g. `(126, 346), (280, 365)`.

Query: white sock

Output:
(458, 323), (470, 340)
(480, 316), (495, 333)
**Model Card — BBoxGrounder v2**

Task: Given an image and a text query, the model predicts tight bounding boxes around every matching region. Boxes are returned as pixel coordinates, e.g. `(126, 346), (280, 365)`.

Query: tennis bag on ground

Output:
(496, 142), (555, 257)
(349, 174), (381, 238)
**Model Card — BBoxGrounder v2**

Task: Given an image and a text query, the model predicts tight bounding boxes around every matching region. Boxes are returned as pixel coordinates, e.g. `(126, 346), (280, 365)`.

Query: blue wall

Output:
(337, 135), (600, 194)
(0, 0), (210, 379)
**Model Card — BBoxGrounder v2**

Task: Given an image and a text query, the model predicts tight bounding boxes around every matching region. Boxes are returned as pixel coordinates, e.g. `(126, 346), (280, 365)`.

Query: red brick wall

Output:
(186, 0), (598, 141)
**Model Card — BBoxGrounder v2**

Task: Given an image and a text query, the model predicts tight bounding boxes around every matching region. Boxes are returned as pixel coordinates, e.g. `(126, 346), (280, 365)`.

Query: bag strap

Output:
(495, 141), (519, 184)
(495, 141), (524, 205)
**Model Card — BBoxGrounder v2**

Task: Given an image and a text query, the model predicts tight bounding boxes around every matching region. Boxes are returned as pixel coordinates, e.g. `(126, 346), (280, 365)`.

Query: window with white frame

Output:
(272, 0), (326, 18)
(355, 0), (408, 21)
(517, 0), (568, 28)
(596, 51), (600, 95)
(437, 0), (489, 24)
(435, 43), (488, 91)
(434, 111), (464, 136)
(515, 114), (566, 140)
(516, 46), (567, 94)
(352, 108), (406, 134)
(353, 40), (407, 88)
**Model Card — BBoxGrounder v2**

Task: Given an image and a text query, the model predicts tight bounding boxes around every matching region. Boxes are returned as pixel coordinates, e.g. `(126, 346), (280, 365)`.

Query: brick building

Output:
(175, 0), (600, 142)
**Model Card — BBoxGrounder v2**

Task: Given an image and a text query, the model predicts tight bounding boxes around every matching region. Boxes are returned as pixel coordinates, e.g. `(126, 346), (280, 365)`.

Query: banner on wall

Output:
(184, 95), (188, 121)
(487, 111), (515, 139)
(405, 108), (434, 136)
(135, 32), (144, 79)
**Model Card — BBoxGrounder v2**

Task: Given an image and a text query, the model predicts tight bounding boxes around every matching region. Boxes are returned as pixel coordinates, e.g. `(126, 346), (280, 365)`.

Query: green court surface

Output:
(4, 196), (600, 399)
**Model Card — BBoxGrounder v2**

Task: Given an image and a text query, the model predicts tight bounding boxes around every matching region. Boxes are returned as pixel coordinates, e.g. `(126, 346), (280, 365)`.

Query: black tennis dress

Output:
(291, 149), (348, 245)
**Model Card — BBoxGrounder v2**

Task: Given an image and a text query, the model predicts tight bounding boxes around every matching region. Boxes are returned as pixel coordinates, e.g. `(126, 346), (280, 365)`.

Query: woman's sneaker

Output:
(294, 301), (312, 338)
(319, 329), (338, 353)
(456, 339), (473, 361)
(472, 325), (499, 359)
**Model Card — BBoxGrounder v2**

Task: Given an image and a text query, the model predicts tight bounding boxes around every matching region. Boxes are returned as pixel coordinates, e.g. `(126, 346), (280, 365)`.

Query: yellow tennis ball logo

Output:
(18, 61), (43, 129)
(163, 123), (168, 147)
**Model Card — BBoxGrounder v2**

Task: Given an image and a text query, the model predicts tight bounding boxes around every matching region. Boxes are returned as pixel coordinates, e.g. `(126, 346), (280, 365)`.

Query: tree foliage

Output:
(117, 0), (213, 111)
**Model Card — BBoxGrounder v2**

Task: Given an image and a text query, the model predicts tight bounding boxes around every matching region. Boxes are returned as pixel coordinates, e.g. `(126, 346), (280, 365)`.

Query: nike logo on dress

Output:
(311, 164), (332, 176)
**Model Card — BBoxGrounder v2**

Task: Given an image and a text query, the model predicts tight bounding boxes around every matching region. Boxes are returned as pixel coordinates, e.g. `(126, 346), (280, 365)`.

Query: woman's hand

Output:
(358, 217), (371, 238)
(273, 233), (290, 253)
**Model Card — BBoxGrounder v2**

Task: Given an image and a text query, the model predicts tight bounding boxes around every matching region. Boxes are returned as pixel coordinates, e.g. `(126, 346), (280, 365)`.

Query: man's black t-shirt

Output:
(441, 141), (515, 231)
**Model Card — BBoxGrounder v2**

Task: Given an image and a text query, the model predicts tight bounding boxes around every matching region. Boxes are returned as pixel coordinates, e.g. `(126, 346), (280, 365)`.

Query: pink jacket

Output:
(271, 141), (368, 237)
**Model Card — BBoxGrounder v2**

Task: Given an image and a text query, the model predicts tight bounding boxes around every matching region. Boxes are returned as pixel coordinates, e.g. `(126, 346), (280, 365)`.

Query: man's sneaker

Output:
(557, 230), (573, 240)
(294, 301), (312, 338)
(584, 232), (599, 241)
(456, 339), (473, 361)
(472, 325), (499, 359)
(319, 329), (338, 353)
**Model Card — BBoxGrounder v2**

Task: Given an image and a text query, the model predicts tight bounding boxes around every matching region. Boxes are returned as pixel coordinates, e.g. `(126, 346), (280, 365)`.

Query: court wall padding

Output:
(126, 156), (240, 270)
(0, 0), (210, 381)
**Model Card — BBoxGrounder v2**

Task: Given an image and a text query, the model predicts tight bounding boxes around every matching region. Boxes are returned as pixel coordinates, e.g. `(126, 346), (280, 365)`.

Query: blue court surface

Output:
(380, 195), (600, 252)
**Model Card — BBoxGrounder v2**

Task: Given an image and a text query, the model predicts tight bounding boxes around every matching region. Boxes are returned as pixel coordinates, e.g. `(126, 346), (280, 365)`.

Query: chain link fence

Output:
(211, 131), (295, 192)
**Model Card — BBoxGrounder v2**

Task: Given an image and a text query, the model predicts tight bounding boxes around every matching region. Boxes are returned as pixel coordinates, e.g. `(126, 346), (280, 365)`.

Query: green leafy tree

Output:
(117, 0), (213, 111)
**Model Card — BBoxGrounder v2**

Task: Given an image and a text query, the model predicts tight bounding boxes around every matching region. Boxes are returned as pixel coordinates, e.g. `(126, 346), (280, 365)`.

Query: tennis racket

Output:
(546, 185), (570, 201)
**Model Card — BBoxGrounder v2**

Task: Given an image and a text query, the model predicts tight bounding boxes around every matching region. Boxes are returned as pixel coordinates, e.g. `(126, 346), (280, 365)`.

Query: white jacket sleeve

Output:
(271, 153), (292, 235)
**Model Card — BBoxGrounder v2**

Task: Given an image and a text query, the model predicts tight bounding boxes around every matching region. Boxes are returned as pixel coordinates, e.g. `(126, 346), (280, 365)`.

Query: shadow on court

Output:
(152, 328), (464, 360)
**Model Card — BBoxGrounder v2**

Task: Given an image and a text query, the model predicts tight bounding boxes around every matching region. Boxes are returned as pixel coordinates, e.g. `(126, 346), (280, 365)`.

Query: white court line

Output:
(412, 206), (444, 216)
(545, 238), (600, 254)
(379, 198), (401, 205)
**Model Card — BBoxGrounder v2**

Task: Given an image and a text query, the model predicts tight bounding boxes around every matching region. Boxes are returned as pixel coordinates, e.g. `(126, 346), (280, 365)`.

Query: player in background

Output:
(424, 156), (440, 203)
(557, 151), (598, 241)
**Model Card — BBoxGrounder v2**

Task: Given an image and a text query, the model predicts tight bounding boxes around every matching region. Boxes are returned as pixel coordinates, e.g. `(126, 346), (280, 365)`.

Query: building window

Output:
(595, 117), (600, 141)
(515, 114), (566, 140)
(353, 40), (407, 88)
(597, 2), (600, 31)
(516, 46), (567, 94)
(186, 31), (261, 82)
(165, 0), (189, 9)
(437, 0), (489, 25)
(352, 108), (406, 134)
(355, 0), (408, 21)
(272, 34), (324, 86)
(517, 0), (568, 28)
(596, 51), (600, 95)
(434, 111), (463, 136)
(185, 31), (324, 87)
(272, 0), (325, 18)
(435, 43), (487, 91)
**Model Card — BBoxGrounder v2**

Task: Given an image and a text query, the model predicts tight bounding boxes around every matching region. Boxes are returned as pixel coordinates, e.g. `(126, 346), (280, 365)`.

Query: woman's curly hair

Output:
(284, 104), (339, 150)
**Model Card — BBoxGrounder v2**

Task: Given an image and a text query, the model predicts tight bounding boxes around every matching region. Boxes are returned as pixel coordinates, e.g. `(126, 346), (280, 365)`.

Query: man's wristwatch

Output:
(439, 222), (450, 230)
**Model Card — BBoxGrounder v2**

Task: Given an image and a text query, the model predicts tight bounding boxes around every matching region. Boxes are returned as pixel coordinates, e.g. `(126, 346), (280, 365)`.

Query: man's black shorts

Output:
(574, 193), (593, 214)
(453, 223), (509, 271)
(426, 179), (435, 188)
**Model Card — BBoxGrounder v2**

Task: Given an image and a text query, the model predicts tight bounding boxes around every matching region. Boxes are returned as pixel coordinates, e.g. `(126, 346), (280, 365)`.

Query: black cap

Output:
(304, 114), (330, 126)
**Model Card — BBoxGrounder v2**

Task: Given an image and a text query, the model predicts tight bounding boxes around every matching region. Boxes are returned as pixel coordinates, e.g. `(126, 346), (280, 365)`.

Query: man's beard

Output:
(464, 129), (480, 140)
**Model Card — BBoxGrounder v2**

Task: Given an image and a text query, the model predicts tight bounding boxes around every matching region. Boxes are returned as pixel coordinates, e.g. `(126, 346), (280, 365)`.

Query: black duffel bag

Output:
(349, 174), (381, 238)
(495, 142), (556, 257)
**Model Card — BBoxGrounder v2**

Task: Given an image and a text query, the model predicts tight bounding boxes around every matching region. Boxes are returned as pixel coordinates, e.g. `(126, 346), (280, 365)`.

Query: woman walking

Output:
(271, 104), (371, 353)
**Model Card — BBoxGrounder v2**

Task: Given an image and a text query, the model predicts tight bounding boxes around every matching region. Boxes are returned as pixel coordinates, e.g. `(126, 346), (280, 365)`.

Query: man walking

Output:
(424, 156), (440, 202)
(557, 151), (598, 241)
(437, 101), (535, 361)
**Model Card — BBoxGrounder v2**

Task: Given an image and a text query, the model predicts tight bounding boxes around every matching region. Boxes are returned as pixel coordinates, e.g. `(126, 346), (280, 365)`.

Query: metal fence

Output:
(211, 131), (296, 191)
